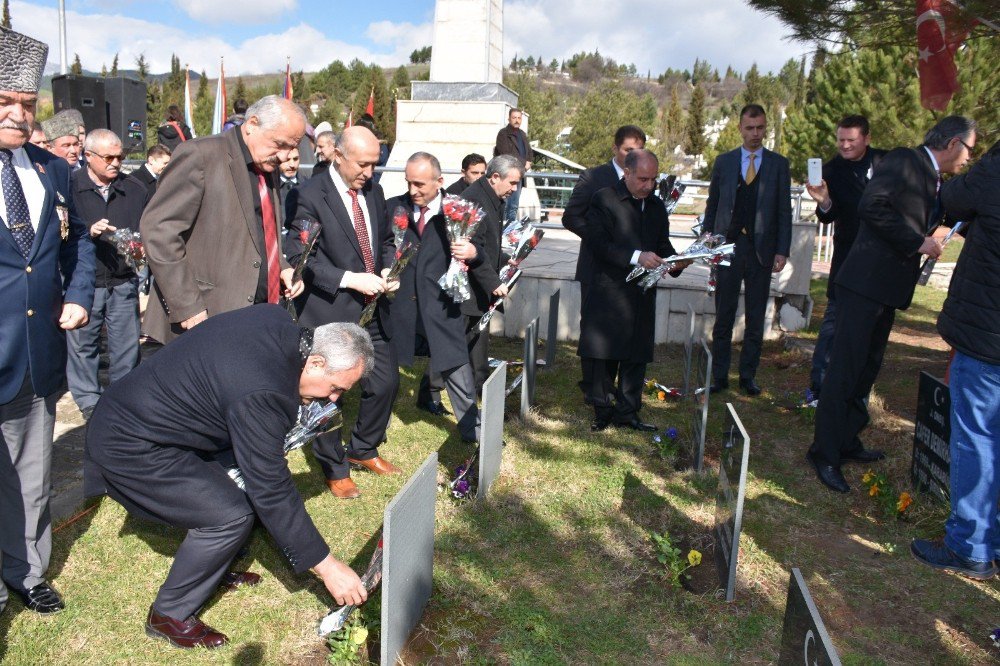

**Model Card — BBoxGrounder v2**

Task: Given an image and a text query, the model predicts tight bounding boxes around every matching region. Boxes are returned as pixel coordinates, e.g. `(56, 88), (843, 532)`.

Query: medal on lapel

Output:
(56, 192), (69, 241)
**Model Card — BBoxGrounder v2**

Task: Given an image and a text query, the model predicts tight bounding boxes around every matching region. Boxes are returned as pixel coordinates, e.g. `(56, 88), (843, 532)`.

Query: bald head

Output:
(241, 95), (306, 173)
(623, 149), (659, 200)
(334, 126), (381, 190)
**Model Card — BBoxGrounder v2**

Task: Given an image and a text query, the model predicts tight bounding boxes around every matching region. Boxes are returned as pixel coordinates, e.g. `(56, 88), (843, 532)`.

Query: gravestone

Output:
(520, 317), (539, 420)
(778, 568), (842, 665)
(544, 288), (560, 369)
(687, 338), (712, 472)
(478, 361), (507, 499)
(682, 303), (696, 398)
(911, 371), (950, 504)
(381, 452), (437, 665)
(713, 402), (750, 602)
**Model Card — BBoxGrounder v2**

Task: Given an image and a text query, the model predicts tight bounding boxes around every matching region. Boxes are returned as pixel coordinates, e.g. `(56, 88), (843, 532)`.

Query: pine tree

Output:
(350, 66), (394, 145)
(684, 84), (707, 155)
(100, 64), (108, 78)
(110, 53), (119, 78)
(71, 54), (83, 76)
(701, 116), (742, 177)
(663, 85), (685, 149)
(193, 70), (212, 138)
(233, 77), (248, 105)
(1, 0), (11, 29)
(568, 81), (657, 166)
(290, 70), (308, 101)
(135, 54), (149, 81)
(390, 66), (410, 102)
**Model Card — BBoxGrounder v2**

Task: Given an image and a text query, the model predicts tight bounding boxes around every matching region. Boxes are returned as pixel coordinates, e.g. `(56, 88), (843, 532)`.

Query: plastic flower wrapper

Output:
(437, 194), (485, 303)
(991, 628), (1000, 648)
(111, 228), (146, 274)
(285, 218), (323, 320)
(318, 537), (383, 636)
(500, 215), (533, 255)
(475, 228), (545, 333)
(656, 174), (686, 215)
(391, 205), (410, 250)
(358, 240), (419, 327)
(449, 449), (479, 500)
(627, 233), (734, 292)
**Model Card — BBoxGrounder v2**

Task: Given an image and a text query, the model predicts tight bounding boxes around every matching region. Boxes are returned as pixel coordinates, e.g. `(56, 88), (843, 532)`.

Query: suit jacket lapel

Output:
(226, 134), (263, 254)
(24, 155), (55, 260)
(322, 176), (366, 264)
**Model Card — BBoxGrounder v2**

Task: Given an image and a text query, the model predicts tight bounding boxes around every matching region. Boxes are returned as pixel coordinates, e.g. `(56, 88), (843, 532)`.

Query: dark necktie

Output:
(416, 205), (429, 236)
(347, 188), (376, 304)
(0, 149), (34, 258)
(255, 170), (281, 304)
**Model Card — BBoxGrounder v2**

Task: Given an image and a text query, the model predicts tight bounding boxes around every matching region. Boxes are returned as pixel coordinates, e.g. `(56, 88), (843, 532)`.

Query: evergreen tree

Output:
(741, 63), (763, 105)
(351, 66), (394, 145)
(684, 84), (707, 155)
(506, 72), (562, 151)
(193, 70), (212, 138)
(701, 116), (742, 177)
(568, 81), (656, 166)
(663, 84), (685, 149)
(233, 77), (248, 105)
(290, 70), (308, 101)
(110, 53), (119, 77)
(100, 64), (108, 78)
(549, 58), (559, 71)
(2, 0), (11, 29)
(390, 66), (411, 102)
(71, 54), (83, 75)
(135, 54), (149, 81)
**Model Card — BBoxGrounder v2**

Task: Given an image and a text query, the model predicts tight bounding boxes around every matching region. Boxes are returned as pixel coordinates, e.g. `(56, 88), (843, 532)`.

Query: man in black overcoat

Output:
(562, 124), (647, 401)
(578, 149), (685, 432)
(808, 116), (977, 493)
(284, 126), (400, 499)
(388, 152), (481, 441)
(84, 305), (373, 648)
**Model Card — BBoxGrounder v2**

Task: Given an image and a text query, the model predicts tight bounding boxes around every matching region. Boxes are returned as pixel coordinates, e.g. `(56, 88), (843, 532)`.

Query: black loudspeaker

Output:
(51, 74), (107, 134)
(104, 77), (147, 154)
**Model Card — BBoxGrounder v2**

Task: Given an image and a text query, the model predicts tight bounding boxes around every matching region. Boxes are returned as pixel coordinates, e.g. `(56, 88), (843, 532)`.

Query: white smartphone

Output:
(807, 158), (823, 187)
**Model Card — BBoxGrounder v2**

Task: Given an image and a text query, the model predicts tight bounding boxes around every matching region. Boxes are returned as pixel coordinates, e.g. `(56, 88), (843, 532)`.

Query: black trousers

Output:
(587, 359), (646, 423)
(313, 319), (399, 480)
(711, 233), (772, 382)
(810, 286), (896, 466)
(465, 315), (490, 393)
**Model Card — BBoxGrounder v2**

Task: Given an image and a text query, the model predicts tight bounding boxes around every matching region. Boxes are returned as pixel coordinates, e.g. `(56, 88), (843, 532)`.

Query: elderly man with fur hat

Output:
(41, 110), (82, 169)
(0, 26), (95, 617)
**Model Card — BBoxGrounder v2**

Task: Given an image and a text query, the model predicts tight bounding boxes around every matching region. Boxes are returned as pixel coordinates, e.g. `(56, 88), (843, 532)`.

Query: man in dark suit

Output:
(494, 108), (532, 223)
(562, 124), (647, 401)
(389, 152), (481, 441)
(0, 26), (94, 617)
(445, 153), (486, 195)
(131, 143), (171, 194)
(704, 104), (792, 396)
(808, 116), (977, 493)
(277, 146), (301, 224)
(141, 95), (305, 344)
(284, 126), (400, 500)
(84, 306), (372, 649)
(805, 115), (886, 397)
(579, 149), (684, 432)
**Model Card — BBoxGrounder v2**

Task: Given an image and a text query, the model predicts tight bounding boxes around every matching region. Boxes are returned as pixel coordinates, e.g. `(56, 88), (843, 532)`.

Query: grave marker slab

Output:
(687, 338), (712, 472)
(713, 403), (750, 602)
(478, 361), (506, 499)
(520, 317), (539, 420)
(911, 371), (950, 504)
(544, 289), (560, 369)
(778, 568), (842, 665)
(381, 452), (437, 665)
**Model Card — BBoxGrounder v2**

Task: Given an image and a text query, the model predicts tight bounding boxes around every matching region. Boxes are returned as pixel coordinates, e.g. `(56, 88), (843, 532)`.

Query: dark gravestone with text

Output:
(713, 403), (750, 602)
(778, 568), (842, 665)
(520, 317), (539, 420)
(544, 289), (560, 369)
(381, 453), (437, 665)
(911, 371), (950, 504)
(687, 338), (712, 472)
(478, 361), (506, 499)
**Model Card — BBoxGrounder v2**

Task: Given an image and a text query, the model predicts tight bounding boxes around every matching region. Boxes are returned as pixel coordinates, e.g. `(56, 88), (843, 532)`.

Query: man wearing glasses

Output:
(66, 129), (151, 421)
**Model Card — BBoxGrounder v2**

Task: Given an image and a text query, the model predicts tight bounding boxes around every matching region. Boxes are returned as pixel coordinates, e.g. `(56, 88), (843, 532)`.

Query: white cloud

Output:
(174, 0), (298, 24)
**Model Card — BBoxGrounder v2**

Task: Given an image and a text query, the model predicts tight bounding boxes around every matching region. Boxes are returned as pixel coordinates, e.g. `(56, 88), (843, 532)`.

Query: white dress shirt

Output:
(0, 146), (46, 231)
(329, 168), (376, 288)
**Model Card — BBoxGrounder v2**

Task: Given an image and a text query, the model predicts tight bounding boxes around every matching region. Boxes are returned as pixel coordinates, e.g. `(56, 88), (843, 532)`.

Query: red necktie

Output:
(347, 188), (376, 304)
(256, 171), (281, 304)
(417, 205), (429, 236)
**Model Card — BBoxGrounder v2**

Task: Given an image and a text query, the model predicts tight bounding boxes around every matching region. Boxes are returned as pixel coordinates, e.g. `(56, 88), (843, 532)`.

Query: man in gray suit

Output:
(703, 104), (791, 396)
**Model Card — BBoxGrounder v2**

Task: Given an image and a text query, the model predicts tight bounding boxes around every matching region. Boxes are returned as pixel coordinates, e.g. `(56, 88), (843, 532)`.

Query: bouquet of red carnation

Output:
(657, 174), (686, 215)
(319, 536), (383, 635)
(285, 219), (323, 319)
(626, 233), (734, 293)
(111, 228), (146, 274)
(437, 194), (485, 303)
(475, 227), (544, 332)
(390, 205), (410, 252)
(500, 215), (532, 255)
(358, 240), (418, 327)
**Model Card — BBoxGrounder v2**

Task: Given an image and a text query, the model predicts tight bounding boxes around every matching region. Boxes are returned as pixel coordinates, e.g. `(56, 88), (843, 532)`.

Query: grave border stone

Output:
(478, 361), (507, 499)
(544, 288), (560, 369)
(910, 371), (950, 504)
(520, 317), (539, 420)
(688, 337), (712, 472)
(713, 402), (750, 602)
(778, 568), (843, 666)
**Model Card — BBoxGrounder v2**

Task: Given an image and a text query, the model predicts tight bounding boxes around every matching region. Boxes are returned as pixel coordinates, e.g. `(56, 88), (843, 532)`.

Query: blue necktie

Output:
(0, 149), (34, 258)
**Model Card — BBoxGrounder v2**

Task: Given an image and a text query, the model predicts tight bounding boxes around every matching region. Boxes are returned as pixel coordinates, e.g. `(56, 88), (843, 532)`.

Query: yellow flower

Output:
(862, 470), (875, 484)
(897, 492), (913, 513)
(657, 391), (667, 401)
(869, 484), (880, 497)
(687, 549), (702, 567)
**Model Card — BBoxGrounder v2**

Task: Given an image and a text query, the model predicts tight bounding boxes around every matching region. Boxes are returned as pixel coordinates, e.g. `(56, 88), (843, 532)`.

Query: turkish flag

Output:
(916, 0), (975, 111)
(365, 87), (375, 116)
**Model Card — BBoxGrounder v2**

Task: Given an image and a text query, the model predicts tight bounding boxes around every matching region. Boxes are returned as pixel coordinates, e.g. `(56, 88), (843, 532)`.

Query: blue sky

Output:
(11, 0), (810, 77)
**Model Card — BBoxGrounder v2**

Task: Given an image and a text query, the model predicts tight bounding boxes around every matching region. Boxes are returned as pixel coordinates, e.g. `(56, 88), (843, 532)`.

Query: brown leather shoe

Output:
(348, 455), (403, 476)
(145, 606), (229, 649)
(327, 477), (361, 499)
(220, 571), (262, 592)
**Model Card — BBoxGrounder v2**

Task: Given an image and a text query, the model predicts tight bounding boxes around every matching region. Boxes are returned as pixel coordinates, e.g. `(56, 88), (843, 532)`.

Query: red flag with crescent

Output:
(916, 0), (975, 111)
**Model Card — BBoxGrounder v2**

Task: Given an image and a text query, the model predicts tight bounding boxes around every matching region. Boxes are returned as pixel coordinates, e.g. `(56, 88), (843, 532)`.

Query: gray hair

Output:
(923, 115), (977, 150)
(316, 130), (336, 143)
(246, 95), (306, 131)
(83, 128), (121, 152)
(312, 322), (375, 378)
(623, 148), (658, 171)
(407, 151), (442, 178)
(486, 154), (524, 180)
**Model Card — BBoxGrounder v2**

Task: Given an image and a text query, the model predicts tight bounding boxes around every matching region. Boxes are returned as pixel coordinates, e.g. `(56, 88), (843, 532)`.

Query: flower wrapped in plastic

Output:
(656, 174), (686, 215)
(645, 378), (683, 401)
(437, 195), (485, 303)
(475, 226), (544, 332)
(626, 233), (735, 293)
(449, 449), (479, 499)
(111, 228), (146, 274)
(500, 215), (532, 255)
(318, 537), (383, 636)
(285, 219), (323, 319)
(358, 240), (418, 327)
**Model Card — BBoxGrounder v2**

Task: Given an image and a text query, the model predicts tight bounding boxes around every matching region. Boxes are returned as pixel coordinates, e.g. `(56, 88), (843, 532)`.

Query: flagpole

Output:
(58, 0), (68, 74)
(945, 0), (1000, 32)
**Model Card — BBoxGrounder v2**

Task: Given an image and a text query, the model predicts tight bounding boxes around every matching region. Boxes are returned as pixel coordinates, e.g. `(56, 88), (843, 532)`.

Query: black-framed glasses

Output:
(956, 138), (976, 156)
(88, 151), (125, 163)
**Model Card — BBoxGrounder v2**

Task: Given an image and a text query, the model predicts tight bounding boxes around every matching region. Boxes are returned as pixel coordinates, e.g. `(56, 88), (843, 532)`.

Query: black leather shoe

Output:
(590, 417), (611, 432)
(615, 419), (658, 432)
(911, 539), (997, 580)
(416, 400), (451, 416)
(145, 607), (229, 649)
(709, 380), (729, 394)
(806, 451), (850, 493)
(738, 378), (762, 396)
(15, 581), (65, 615)
(840, 449), (886, 464)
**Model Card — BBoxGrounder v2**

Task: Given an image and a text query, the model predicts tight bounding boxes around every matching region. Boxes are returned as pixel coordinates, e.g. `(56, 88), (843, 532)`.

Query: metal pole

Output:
(58, 0), (68, 74)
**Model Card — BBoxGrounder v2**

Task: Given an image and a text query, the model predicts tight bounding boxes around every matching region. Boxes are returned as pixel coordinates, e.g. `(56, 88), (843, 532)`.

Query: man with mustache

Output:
(141, 95), (306, 344)
(41, 112), (81, 169)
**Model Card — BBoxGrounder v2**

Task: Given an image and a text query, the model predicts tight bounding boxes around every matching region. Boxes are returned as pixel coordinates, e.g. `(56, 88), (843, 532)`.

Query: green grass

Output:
(1, 278), (996, 664)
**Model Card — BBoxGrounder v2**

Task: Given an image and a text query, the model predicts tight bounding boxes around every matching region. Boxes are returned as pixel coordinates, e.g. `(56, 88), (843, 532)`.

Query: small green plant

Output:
(861, 469), (914, 519)
(327, 615), (369, 665)
(649, 530), (702, 588)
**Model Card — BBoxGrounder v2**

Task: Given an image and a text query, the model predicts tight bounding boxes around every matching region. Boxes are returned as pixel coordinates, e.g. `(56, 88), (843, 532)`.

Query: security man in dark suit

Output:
(131, 143), (171, 194)
(0, 26), (94, 617)
(562, 124), (647, 400)
(444, 153), (486, 195)
(578, 149), (685, 432)
(805, 115), (886, 397)
(704, 104), (792, 397)
(84, 305), (372, 649)
(808, 116), (977, 493)
(284, 126), (400, 500)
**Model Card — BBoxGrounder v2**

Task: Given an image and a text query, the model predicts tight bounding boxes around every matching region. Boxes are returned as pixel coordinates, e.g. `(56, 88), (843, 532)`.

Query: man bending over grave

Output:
(84, 305), (372, 649)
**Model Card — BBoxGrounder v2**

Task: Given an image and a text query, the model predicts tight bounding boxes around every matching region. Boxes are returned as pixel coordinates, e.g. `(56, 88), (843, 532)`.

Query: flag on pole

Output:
(365, 86), (374, 116)
(211, 58), (227, 135)
(345, 109), (353, 128)
(283, 59), (293, 100)
(916, 0), (975, 110)
(184, 66), (196, 138)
